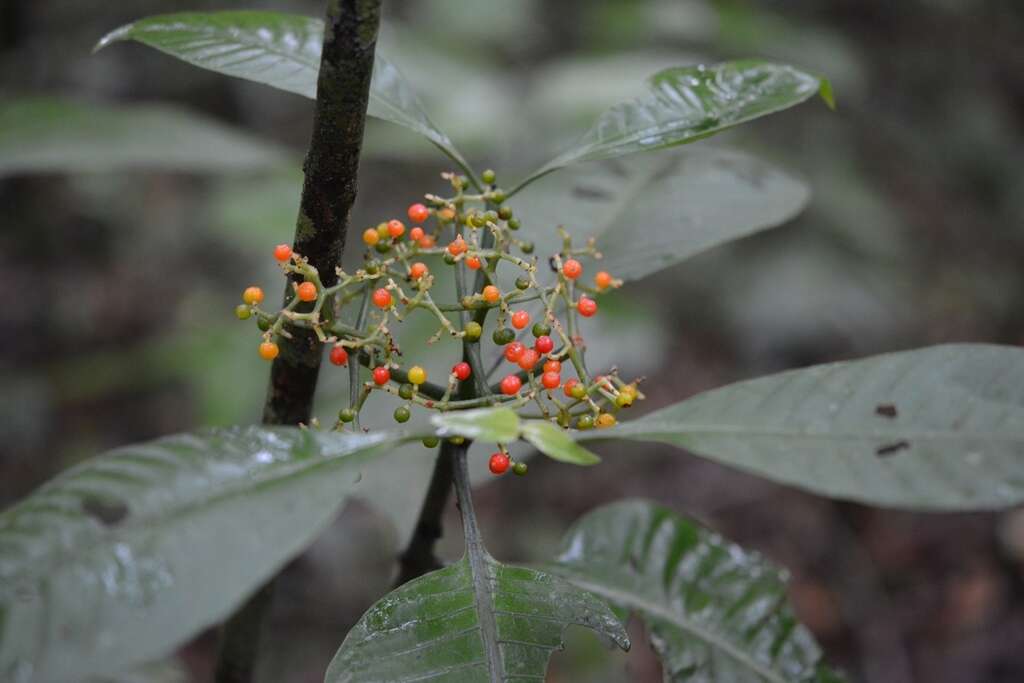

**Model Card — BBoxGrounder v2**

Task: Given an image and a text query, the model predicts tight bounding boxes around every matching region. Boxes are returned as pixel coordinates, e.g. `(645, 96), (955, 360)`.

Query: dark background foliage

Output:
(2, 1), (1023, 681)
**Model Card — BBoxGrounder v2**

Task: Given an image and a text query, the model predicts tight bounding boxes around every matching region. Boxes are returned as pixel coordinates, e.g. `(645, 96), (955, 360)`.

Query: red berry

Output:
(409, 262), (428, 280)
(297, 281), (318, 302)
(518, 349), (539, 371)
(373, 367), (391, 385)
(562, 258), (583, 280)
(408, 203), (430, 223)
(465, 256), (482, 270)
(577, 296), (597, 317)
(489, 452), (510, 474)
(372, 287), (392, 309)
(541, 371), (561, 390)
(387, 219), (405, 238)
(273, 244), (292, 262)
(564, 378), (579, 398)
(543, 359), (561, 374)
(447, 236), (467, 256)
(534, 335), (554, 354)
(329, 346), (349, 366)
(510, 310), (530, 329)
(452, 362), (472, 381)
(504, 342), (525, 363)
(482, 285), (501, 303)
(500, 374), (522, 395)
(419, 234), (436, 248)
(595, 271), (613, 290)
(409, 226), (425, 242)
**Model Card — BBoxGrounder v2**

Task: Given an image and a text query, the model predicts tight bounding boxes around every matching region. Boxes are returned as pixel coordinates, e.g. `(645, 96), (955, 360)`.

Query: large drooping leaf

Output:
(96, 11), (470, 171)
(580, 345), (1024, 510)
(326, 550), (628, 681)
(0, 98), (287, 176)
(511, 60), (829, 194)
(548, 500), (842, 682)
(0, 426), (403, 681)
(512, 147), (809, 284)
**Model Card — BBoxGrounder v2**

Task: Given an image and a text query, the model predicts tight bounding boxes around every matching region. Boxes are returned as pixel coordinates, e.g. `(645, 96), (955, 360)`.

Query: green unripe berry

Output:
(483, 210), (498, 223)
(375, 241), (392, 254)
(615, 394), (633, 408)
(235, 304), (252, 320)
(570, 384), (587, 400)
(393, 405), (411, 423)
(498, 206), (513, 220)
(471, 213), (486, 228)
(515, 276), (530, 290)
(490, 189), (506, 204)
(464, 321), (483, 342)
(338, 408), (356, 423)
(482, 169), (496, 185)
(531, 322), (551, 337)
(461, 295), (475, 309)
(365, 260), (380, 275)
(507, 218), (521, 231)
(449, 436), (466, 445)
(576, 414), (594, 430)
(422, 435), (440, 448)
(399, 383), (415, 400)
(458, 175), (469, 188)
(257, 317), (272, 332)
(444, 252), (457, 265)
(512, 461), (528, 476)
(492, 327), (515, 345)
(520, 240), (534, 254)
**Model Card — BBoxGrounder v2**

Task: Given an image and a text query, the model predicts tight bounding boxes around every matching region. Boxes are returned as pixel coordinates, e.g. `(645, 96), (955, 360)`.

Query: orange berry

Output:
(372, 287), (392, 309)
(543, 359), (561, 374)
(273, 244), (292, 262)
(482, 285), (501, 303)
(409, 227), (424, 242)
(562, 258), (583, 280)
(297, 281), (318, 302)
(409, 262), (428, 280)
(419, 235), (436, 249)
(259, 341), (279, 361)
(363, 228), (380, 246)
(510, 310), (530, 329)
(407, 203), (430, 223)
(564, 378), (579, 398)
(517, 349), (539, 371)
(465, 256), (482, 270)
(242, 286), (264, 305)
(541, 371), (561, 390)
(595, 271), (613, 290)
(387, 219), (405, 239)
(447, 236), (467, 256)
(437, 207), (456, 222)
(577, 296), (597, 317)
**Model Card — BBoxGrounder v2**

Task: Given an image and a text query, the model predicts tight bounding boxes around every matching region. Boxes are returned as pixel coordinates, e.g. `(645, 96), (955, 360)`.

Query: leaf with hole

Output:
(95, 11), (470, 172)
(579, 344), (1024, 510)
(547, 500), (844, 682)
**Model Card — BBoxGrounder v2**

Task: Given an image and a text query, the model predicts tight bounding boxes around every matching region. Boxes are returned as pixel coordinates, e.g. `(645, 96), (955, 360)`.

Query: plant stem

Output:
(395, 439), (457, 584)
(215, 2), (381, 681)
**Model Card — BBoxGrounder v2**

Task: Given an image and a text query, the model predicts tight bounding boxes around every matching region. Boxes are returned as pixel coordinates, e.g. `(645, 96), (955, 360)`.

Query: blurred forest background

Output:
(2, 0), (1024, 681)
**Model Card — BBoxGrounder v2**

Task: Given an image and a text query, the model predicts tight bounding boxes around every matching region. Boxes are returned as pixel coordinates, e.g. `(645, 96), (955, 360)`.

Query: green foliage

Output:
(579, 345), (1024, 510)
(522, 419), (602, 465)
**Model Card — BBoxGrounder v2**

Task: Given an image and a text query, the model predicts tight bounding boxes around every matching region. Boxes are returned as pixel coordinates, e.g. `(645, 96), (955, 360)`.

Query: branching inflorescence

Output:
(236, 170), (643, 474)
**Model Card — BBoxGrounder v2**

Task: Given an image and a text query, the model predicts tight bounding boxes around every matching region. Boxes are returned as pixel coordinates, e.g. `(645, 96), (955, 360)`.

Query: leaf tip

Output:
(818, 78), (837, 111)
(93, 24), (133, 54)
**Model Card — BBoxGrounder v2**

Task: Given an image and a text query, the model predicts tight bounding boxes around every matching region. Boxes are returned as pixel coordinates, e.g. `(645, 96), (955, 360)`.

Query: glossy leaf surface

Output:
(522, 420), (601, 465)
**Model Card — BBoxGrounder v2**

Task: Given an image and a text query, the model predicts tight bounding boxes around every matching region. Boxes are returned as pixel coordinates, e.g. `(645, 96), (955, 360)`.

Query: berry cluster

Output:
(236, 170), (643, 474)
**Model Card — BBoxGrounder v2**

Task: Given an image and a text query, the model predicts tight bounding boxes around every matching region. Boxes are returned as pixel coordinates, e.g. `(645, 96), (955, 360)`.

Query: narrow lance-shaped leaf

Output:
(511, 147), (809, 284)
(95, 11), (471, 172)
(547, 500), (844, 682)
(0, 98), (288, 176)
(579, 344), (1024, 510)
(511, 60), (830, 195)
(522, 419), (601, 465)
(0, 427), (402, 681)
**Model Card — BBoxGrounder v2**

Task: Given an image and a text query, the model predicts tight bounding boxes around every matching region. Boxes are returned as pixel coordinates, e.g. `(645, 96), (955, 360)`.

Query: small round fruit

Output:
(373, 366), (391, 385)
(543, 359), (561, 374)
(257, 317), (271, 332)
(562, 258), (583, 280)
(387, 219), (405, 239)
(259, 341), (279, 361)
(297, 281), (318, 302)
(518, 349), (539, 371)
(512, 461), (528, 476)
(444, 252), (457, 265)
(564, 378), (579, 398)
(235, 304), (252, 320)
(541, 371), (561, 390)
(507, 218), (521, 231)
(374, 241), (392, 254)
(492, 327), (515, 345)
(409, 226), (424, 242)
(362, 228), (380, 246)
(570, 384), (587, 400)
(482, 285), (501, 304)
(595, 271), (613, 290)
(510, 310), (530, 329)
(464, 321), (483, 342)
(596, 413), (617, 428)
(372, 287), (392, 309)
(504, 342), (526, 363)
(489, 452), (510, 474)
(419, 235), (435, 249)
(576, 414), (595, 430)
(534, 335), (554, 354)
(500, 374), (522, 395)
(273, 244), (293, 262)
(399, 383), (414, 400)
(452, 362), (472, 381)
(615, 392), (634, 407)
(394, 405), (411, 423)
(376, 223), (390, 240)
(243, 286), (264, 305)
(465, 256), (482, 270)
(338, 408), (356, 423)
(437, 208), (455, 222)
(481, 169), (496, 185)
(447, 236), (467, 256)
(498, 206), (513, 220)
(422, 435), (440, 448)
(532, 322), (551, 337)
(407, 203), (430, 223)
(515, 277), (530, 290)
(449, 435), (466, 445)
(409, 262), (428, 280)
(520, 240), (534, 254)
(329, 346), (349, 366)
(407, 366), (427, 385)
(577, 296), (598, 317)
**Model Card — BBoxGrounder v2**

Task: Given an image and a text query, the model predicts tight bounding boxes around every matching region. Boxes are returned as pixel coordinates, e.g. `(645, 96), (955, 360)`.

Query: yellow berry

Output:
(363, 227), (380, 246)
(242, 286), (264, 305)
(596, 413), (617, 428)
(408, 366), (427, 385)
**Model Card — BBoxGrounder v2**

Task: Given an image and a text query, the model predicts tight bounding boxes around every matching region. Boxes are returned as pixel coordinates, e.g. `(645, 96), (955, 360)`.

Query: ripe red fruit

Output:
(447, 236), (467, 256)
(409, 262), (428, 280)
(419, 235), (436, 249)
(562, 258), (583, 279)
(541, 371), (561, 390)
(500, 374), (522, 395)
(372, 287), (392, 309)
(297, 281), (318, 302)
(387, 219), (405, 238)
(329, 346), (349, 366)
(489, 452), (510, 474)
(452, 362), (472, 381)
(510, 310), (530, 329)
(465, 256), (482, 270)
(543, 359), (561, 374)
(564, 378), (579, 398)
(534, 335), (554, 354)
(409, 226), (424, 242)
(504, 342), (525, 363)
(577, 296), (597, 317)
(273, 244), (292, 262)
(482, 285), (501, 303)
(595, 270), (613, 290)
(517, 349), (539, 371)
(373, 367), (391, 385)
(407, 203), (430, 223)
(259, 341), (279, 361)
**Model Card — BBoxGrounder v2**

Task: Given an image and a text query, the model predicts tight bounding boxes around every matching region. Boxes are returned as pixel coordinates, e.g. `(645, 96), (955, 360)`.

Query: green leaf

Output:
(579, 344), (1024, 510)
(96, 11), (470, 171)
(547, 500), (843, 682)
(0, 97), (287, 176)
(325, 553), (629, 682)
(432, 407), (521, 443)
(0, 426), (402, 681)
(512, 147), (809, 283)
(512, 60), (828, 194)
(522, 420), (601, 465)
